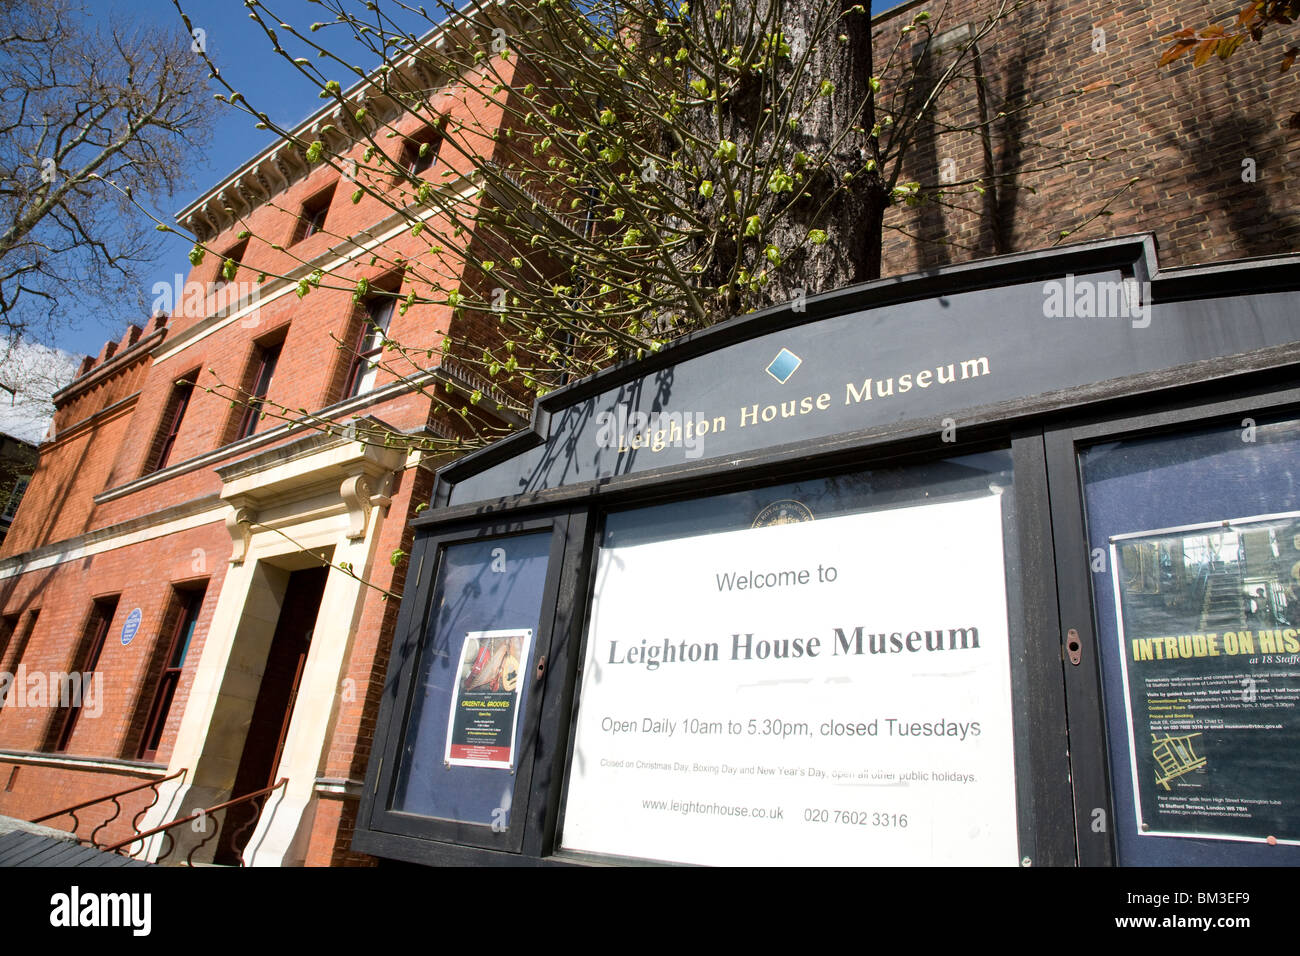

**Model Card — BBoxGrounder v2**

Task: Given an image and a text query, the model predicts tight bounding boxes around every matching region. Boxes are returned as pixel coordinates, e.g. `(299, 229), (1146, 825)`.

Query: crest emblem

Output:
(752, 499), (815, 528)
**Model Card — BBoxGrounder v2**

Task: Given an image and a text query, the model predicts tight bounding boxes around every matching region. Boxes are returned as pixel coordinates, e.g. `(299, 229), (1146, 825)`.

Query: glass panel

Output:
(393, 530), (551, 827)
(1081, 416), (1300, 865)
(562, 450), (1023, 866)
(352, 300), (393, 397)
(171, 597), (200, 669)
(602, 451), (1013, 546)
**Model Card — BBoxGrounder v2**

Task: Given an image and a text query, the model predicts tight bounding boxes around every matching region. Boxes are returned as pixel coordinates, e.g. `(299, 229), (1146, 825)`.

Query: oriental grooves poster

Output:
(444, 629), (532, 769)
(1111, 513), (1300, 845)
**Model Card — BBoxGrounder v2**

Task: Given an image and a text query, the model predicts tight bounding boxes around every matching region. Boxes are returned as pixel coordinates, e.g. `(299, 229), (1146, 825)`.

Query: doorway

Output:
(215, 565), (328, 865)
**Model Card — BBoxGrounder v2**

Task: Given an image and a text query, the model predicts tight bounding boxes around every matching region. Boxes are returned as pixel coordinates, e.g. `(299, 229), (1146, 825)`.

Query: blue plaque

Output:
(121, 607), (142, 646)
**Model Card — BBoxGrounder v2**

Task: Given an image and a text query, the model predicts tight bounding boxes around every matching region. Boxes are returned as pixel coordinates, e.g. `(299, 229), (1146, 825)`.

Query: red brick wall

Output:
(0, 524), (228, 758)
(0, 762), (163, 851)
(0, 519), (229, 854)
(2, 48), (516, 559)
(875, 0), (1300, 277)
(305, 796), (376, 867)
(0, 54), (511, 859)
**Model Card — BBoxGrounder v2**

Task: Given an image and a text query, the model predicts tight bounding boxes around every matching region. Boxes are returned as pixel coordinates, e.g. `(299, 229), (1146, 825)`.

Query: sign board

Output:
(560, 491), (1020, 865)
(120, 608), (142, 647)
(445, 239), (1300, 506)
(357, 237), (1300, 869)
(1111, 513), (1300, 845)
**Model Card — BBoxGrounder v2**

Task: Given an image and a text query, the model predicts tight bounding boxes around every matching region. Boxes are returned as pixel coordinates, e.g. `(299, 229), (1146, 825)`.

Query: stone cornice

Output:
(45, 392), (140, 447)
(154, 176), (478, 363)
(0, 750), (169, 776)
(173, 9), (496, 241)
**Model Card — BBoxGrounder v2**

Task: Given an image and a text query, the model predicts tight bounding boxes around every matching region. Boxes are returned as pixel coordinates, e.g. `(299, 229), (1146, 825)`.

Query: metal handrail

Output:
(32, 768), (188, 846)
(104, 777), (289, 866)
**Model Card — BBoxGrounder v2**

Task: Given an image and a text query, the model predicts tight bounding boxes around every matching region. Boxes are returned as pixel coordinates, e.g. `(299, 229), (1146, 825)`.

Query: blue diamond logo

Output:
(765, 348), (802, 384)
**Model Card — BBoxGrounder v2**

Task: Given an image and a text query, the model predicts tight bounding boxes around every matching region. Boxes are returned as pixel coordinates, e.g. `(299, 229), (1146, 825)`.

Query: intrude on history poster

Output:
(444, 629), (532, 769)
(560, 492), (1021, 866)
(1111, 514), (1300, 844)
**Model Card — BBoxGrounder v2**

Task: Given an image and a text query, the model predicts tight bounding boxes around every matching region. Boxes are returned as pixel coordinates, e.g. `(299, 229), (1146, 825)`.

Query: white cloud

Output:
(0, 338), (83, 444)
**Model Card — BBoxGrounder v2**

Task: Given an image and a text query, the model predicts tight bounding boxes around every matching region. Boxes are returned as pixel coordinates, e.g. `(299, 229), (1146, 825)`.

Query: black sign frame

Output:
(354, 510), (589, 863)
(355, 234), (1300, 867)
(1046, 380), (1300, 867)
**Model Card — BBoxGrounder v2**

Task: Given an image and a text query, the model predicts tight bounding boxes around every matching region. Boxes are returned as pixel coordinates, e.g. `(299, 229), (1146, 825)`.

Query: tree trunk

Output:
(681, 0), (888, 315)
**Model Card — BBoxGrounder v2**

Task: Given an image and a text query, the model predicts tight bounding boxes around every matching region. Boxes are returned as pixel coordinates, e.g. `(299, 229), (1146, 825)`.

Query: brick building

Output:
(0, 13), (521, 865)
(0, 0), (1296, 866)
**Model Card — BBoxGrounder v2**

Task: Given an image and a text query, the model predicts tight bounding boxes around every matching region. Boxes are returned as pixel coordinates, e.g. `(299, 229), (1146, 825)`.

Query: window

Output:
(48, 597), (117, 753)
(0, 610), (38, 707)
(401, 129), (442, 177)
(0, 614), (17, 676)
(343, 297), (395, 399)
(0, 609), (38, 687)
(214, 239), (248, 289)
(234, 340), (282, 441)
(147, 375), (197, 474)
(294, 186), (334, 243)
(2, 477), (29, 520)
(135, 586), (205, 762)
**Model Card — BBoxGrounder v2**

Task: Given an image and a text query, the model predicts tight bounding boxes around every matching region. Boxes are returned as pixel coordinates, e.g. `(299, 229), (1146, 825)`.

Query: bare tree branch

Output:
(0, 0), (216, 338)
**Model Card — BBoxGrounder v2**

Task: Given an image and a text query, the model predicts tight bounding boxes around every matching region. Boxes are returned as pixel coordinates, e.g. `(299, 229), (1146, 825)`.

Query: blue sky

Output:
(48, 0), (910, 359)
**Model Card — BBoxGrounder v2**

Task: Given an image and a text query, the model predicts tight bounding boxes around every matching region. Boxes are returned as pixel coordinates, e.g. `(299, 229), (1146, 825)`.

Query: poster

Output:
(1111, 512), (1300, 844)
(444, 628), (532, 769)
(560, 492), (1020, 866)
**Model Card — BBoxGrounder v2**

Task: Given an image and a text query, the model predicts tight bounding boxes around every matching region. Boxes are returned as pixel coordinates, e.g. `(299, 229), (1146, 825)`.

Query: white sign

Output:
(560, 492), (1020, 865)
